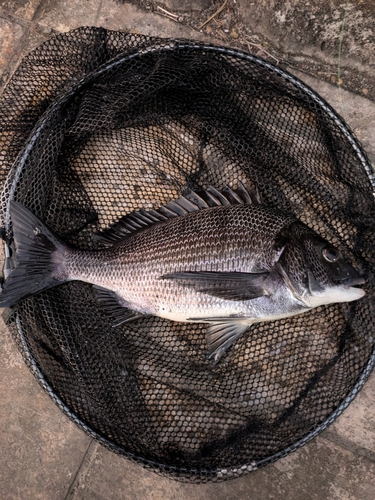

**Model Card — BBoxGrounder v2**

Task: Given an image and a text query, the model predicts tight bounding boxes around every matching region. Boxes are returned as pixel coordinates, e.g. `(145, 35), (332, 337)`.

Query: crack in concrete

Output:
(94, 0), (104, 26)
(0, 0), (44, 92)
(321, 430), (375, 465)
(0, 8), (31, 27)
(65, 439), (100, 499)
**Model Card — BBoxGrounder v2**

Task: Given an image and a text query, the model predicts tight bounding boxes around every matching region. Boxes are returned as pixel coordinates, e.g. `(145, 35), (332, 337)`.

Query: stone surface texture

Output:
(0, 0), (374, 498)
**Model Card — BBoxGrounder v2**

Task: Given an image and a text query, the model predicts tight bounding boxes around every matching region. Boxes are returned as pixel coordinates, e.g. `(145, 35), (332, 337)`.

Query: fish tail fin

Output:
(0, 201), (67, 307)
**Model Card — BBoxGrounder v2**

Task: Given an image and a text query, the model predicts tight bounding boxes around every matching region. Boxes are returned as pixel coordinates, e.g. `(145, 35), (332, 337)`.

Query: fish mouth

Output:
(339, 276), (366, 289)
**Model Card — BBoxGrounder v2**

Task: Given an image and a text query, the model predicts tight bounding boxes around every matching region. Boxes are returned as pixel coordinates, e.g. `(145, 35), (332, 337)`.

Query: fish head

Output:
(277, 224), (366, 308)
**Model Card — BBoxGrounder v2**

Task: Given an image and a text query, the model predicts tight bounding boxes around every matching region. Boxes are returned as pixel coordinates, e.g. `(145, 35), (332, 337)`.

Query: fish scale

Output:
(64, 204), (291, 285)
(0, 186), (366, 362)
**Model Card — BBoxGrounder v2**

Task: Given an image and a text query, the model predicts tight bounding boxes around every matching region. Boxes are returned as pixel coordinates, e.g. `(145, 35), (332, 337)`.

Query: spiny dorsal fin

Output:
(93, 183), (260, 246)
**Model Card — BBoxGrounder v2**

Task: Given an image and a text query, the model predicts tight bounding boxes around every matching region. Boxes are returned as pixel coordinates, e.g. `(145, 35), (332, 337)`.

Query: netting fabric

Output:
(0, 27), (374, 482)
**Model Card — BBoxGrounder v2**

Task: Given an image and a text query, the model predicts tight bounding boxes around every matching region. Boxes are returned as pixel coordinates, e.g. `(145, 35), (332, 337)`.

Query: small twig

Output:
(245, 40), (279, 65)
(337, 0), (351, 116)
(199, 0), (228, 29)
(156, 5), (179, 20)
(215, 30), (229, 42)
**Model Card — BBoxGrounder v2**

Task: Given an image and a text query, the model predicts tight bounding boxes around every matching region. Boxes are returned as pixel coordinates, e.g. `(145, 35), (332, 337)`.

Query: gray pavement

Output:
(0, 1), (375, 499)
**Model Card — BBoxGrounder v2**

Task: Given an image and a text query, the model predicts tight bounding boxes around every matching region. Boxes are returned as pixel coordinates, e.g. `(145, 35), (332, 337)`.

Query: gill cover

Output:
(275, 225), (365, 306)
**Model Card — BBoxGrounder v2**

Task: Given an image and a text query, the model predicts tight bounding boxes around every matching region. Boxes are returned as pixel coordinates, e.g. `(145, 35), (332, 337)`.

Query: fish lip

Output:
(339, 276), (366, 288)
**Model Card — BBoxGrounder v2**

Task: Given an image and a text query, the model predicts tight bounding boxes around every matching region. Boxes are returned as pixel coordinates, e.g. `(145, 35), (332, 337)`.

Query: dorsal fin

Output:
(93, 183), (260, 246)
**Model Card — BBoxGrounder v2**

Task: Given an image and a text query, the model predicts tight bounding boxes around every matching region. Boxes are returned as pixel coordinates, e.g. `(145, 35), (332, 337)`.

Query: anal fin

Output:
(93, 285), (144, 326)
(204, 320), (250, 363)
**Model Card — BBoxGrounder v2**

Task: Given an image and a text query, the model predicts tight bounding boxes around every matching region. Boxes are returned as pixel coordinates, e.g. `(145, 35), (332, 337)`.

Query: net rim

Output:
(3, 37), (374, 231)
(2, 32), (375, 481)
(9, 308), (375, 481)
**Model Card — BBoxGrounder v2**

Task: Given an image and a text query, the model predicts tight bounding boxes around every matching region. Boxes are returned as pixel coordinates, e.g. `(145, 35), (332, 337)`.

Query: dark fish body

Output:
(0, 186), (365, 361)
(62, 205), (296, 320)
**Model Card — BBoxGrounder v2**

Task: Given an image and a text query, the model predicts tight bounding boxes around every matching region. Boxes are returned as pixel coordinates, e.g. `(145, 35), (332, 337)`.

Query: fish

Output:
(0, 184), (366, 362)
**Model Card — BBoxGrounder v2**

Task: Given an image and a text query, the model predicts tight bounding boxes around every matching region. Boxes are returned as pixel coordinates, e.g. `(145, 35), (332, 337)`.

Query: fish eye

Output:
(322, 247), (340, 262)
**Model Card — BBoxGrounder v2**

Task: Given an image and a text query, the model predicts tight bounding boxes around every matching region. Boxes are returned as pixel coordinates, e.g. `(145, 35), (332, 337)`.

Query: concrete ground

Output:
(0, 1), (375, 499)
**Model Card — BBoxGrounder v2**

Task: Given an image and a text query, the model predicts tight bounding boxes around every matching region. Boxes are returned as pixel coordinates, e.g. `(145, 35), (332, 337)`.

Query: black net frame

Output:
(0, 27), (374, 482)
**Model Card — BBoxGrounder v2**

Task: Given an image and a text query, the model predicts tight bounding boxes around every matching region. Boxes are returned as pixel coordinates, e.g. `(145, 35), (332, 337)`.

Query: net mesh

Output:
(0, 27), (374, 482)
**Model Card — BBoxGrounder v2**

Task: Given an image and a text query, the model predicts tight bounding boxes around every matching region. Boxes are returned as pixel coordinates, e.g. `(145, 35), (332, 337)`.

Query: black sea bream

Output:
(0, 185), (365, 361)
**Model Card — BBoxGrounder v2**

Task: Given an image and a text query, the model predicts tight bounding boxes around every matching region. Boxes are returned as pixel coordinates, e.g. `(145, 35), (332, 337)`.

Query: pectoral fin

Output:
(160, 271), (270, 301)
(204, 320), (250, 363)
